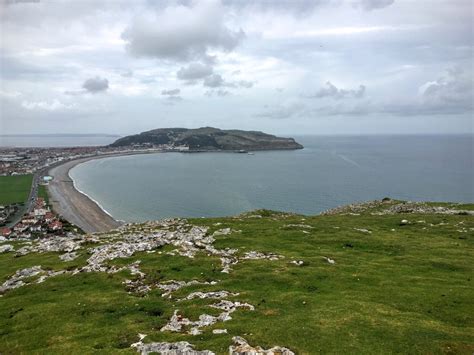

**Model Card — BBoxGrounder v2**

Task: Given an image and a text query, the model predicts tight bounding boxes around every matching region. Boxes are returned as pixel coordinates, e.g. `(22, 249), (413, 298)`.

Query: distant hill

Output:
(109, 127), (304, 151)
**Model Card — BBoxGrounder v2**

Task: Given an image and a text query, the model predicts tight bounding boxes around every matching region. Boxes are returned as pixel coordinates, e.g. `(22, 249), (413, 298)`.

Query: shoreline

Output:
(44, 148), (300, 234)
(47, 151), (163, 233)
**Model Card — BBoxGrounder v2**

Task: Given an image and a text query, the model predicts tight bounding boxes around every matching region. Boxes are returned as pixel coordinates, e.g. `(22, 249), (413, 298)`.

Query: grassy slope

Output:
(0, 175), (33, 205)
(0, 206), (473, 354)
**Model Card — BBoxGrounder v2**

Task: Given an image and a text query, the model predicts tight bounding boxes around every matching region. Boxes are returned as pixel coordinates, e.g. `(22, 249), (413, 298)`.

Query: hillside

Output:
(0, 200), (473, 354)
(109, 127), (304, 151)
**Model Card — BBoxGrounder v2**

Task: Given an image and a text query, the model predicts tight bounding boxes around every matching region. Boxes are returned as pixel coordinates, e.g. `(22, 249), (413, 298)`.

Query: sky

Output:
(0, 0), (473, 136)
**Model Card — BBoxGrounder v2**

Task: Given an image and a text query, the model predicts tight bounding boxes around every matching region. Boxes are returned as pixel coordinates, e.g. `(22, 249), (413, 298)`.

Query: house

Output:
(0, 227), (11, 237)
(44, 212), (55, 223)
(14, 223), (28, 232)
(22, 216), (37, 224)
(34, 208), (48, 218)
(30, 224), (42, 232)
(35, 198), (46, 209)
(48, 220), (63, 231)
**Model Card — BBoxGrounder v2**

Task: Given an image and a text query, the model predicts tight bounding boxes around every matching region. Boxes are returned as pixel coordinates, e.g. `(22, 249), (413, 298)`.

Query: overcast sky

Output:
(0, 0), (472, 135)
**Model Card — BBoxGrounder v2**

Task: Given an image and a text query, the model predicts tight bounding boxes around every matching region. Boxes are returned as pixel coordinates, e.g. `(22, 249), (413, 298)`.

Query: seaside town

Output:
(0, 197), (68, 242)
(0, 143), (189, 176)
(0, 143), (189, 241)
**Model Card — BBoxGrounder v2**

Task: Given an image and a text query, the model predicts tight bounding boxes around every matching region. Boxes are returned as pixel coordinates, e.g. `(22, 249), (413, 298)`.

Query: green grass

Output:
(0, 205), (473, 354)
(0, 175), (33, 205)
(38, 184), (49, 203)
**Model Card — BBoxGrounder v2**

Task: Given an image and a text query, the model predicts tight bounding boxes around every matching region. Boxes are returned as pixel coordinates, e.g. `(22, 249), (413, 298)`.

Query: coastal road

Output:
(48, 158), (123, 233)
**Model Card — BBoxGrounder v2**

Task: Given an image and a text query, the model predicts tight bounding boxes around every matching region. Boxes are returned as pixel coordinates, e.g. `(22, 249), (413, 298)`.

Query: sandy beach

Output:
(47, 156), (124, 233)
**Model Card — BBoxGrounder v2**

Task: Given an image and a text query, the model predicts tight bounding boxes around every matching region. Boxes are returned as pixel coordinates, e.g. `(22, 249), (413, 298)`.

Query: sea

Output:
(68, 135), (474, 222)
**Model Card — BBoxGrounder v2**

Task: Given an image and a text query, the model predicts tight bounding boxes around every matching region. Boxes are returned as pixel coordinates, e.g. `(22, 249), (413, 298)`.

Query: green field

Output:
(0, 175), (33, 205)
(38, 184), (49, 203)
(0, 202), (473, 354)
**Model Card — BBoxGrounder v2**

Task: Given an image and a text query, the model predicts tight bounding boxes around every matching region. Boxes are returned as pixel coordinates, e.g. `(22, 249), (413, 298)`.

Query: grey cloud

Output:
(203, 74), (254, 89)
(161, 88), (181, 96)
(121, 70), (133, 78)
(237, 80), (254, 88)
(255, 102), (307, 119)
(177, 62), (213, 81)
(82, 76), (109, 93)
(205, 89), (231, 97)
(421, 67), (473, 109)
(122, 1), (245, 61)
(353, 0), (395, 11)
(203, 74), (224, 88)
(309, 82), (366, 100)
(224, 0), (332, 15)
(163, 95), (183, 105)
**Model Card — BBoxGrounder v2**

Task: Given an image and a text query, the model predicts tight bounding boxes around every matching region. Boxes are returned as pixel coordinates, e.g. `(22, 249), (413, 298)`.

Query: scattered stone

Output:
(179, 290), (238, 302)
(242, 251), (283, 261)
(291, 260), (304, 266)
(212, 228), (231, 236)
(157, 280), (217, 298)
(283, 224), (314, 229)
(131, 338), (214, 355)
(161, 299), (255, 335)
(212, 329), (227, 334)
(323, 257), (335, 264)
(354, 228), (371, 234)
(229, 336), (295, 355)
(0, 244), (14, 253)
(211, 300), (255, 312)
(0, 266), (43, 293)
(400, 219), (409, 226)
(59, 252), (78, 262)
(322, 200), (474, 216)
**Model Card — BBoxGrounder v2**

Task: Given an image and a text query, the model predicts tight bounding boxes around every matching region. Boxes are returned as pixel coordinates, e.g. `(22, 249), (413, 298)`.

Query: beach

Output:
(47, 156), (124, 233)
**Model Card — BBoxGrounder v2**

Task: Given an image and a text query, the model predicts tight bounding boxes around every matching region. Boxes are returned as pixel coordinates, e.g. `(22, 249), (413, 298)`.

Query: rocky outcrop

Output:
(229, 337), (295, 355)
(321, 200), (474, 216)
(110, 127), (303, 151)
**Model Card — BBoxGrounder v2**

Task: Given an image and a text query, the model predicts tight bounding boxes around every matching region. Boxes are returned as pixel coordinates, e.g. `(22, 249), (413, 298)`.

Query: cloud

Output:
(163, 95), (183, 105)
(308, 82), (366, 100)
(420, 67), (473, 109)
(353, 0), (395, 11)
(177, 62), (214, 81)
(237, 80), (253, 88)
(255, 102), (307, 119)
(21, 99), (75, 111)
(121, 70), (133, 78)
(205, 89), (231, 97)
(82, 76), (109, 93)
(203, 74), (225, 88)
(161, 88), (181, 96)
(203, 74), (254, 88)
(122, 1), (245, 62)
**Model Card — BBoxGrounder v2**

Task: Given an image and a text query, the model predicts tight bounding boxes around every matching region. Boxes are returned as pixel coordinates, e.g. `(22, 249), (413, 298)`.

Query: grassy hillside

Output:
(0, 201), (473, 354)
(0, 174), (32, 205)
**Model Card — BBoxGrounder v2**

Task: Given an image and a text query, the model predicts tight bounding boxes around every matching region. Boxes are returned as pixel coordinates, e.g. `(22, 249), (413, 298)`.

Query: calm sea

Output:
(70, 135), (473, 222)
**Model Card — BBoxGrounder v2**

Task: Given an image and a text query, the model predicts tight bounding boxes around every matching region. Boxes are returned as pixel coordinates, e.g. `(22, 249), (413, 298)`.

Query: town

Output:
(0, 143), (189, 241)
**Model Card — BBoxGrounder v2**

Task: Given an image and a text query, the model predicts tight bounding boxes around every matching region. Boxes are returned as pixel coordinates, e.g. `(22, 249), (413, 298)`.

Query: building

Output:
(14, 223), (28, 232)
(34, 208), (48, 218)
(0, 227), (11, 237)
(22, 216), (37, 225)
(44, 212), (55, 223)
(48, 220), (63, 231)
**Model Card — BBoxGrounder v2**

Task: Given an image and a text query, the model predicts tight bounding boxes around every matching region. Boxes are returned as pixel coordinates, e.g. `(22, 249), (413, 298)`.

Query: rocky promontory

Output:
(109, 127), (303, 151)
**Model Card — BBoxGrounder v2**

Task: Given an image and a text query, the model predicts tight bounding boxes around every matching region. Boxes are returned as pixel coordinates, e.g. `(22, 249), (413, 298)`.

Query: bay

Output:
(70, 135), (473, 222)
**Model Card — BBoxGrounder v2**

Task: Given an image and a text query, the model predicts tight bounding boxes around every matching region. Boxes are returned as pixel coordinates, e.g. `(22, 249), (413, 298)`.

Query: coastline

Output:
(47, 152), (162, 233)
(44, 148), (300, 234)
